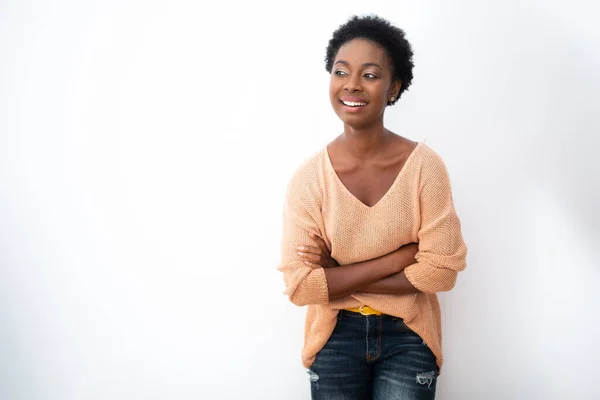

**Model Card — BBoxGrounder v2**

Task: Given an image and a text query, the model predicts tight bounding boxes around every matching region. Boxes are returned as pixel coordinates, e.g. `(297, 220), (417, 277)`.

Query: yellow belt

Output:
(345, 305), (382, 316)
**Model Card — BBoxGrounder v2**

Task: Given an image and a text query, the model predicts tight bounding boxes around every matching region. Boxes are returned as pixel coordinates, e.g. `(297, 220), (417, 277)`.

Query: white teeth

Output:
(342, 100), (367, 107)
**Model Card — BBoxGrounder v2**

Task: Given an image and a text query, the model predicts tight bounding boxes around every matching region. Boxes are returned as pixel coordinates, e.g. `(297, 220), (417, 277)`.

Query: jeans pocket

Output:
(391, 316), (411, 332)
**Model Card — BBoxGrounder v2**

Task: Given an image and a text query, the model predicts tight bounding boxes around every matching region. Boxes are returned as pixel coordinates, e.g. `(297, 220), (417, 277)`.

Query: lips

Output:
(340, 96), (368, 107)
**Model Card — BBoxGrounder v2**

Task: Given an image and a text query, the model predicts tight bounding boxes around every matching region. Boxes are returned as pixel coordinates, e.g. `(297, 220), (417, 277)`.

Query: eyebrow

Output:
(334, 60), (383, 70)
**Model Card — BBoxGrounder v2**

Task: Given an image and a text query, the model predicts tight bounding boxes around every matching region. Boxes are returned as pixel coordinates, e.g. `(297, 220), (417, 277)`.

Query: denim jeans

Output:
(308, 310), (439, 400)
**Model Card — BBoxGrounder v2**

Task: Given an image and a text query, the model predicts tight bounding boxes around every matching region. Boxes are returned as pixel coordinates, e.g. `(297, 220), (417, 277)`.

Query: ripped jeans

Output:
(308, 310), (438, 400)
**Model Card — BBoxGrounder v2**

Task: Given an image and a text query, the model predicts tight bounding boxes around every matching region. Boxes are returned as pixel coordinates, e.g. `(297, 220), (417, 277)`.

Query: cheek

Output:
(371, 82), (390, 102)
(329, 81), (341, 105)
(329, 79), (338, 97)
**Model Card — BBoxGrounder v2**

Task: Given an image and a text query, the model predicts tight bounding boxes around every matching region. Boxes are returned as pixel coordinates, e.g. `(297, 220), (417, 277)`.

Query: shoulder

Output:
(412, 143), (451, 177)
(287, 148), (326, 191)
(285, 148), (327, 207)
(408, 143), (456, 194)
(414, 143), (446, 165)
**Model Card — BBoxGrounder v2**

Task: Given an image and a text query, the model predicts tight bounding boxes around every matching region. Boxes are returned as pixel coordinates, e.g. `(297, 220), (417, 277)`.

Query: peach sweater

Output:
(277, 142), (467, 370)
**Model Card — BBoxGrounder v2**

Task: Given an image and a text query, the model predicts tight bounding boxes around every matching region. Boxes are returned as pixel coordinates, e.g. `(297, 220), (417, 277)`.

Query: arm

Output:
(355, 243), (421, 295)
(401, 152), (467, 294)
(295, 155), (467, 298)
(286, 225), (405, 303)
(279, 184), (408, 305)
(277, 193), (330, 307)
(298, 240), (421, 297)
(358, 269), (420, 295)
(322, 250), (405, 301)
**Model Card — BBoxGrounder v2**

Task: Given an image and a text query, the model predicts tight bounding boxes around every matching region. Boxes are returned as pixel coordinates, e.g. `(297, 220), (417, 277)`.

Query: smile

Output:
(340, 100), (367, 107)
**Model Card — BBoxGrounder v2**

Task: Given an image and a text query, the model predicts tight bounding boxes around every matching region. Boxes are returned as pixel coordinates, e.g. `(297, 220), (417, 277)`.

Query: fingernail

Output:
(297, 251), (303, 256)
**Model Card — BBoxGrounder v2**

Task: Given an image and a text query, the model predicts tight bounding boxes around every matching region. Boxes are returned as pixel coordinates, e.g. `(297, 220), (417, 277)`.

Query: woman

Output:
(278, 15), (467, 399)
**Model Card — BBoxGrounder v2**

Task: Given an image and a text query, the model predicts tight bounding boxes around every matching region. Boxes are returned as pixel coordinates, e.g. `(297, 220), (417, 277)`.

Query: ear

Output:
(390, 80), (402, 99)
(387, 80), (402, 104)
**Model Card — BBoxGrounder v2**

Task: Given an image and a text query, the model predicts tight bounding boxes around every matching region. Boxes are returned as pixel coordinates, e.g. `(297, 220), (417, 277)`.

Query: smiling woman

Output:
(329, 38), (400, 130)
(277, 15), (467, 400)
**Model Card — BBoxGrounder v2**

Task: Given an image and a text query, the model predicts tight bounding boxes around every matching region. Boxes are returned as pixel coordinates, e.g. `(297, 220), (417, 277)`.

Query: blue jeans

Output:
(308, 310), (439, 400)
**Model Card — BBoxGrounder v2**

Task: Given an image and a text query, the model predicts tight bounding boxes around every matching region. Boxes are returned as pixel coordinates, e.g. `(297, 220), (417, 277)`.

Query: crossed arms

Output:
(277, 155), (467, 306)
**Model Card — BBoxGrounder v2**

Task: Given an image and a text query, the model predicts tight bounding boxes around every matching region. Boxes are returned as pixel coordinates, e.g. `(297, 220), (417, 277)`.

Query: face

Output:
(329, 39), (401, 129)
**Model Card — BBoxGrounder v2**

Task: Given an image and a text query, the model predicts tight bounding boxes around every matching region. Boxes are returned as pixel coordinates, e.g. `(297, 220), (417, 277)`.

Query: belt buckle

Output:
(359, 305), (369, 316)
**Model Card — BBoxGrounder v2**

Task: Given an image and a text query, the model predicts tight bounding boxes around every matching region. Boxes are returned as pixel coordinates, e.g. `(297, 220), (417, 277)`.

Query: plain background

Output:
(1, 0), (599, 399)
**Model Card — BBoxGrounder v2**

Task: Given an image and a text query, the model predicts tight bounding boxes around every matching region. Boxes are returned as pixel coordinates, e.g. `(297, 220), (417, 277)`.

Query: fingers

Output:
(309, 232), (328, 251)
(297, 243), (326, 266)
(295, 233), (330, 267)
(297, 250), (323, 264)
(302, 261), (321, 269)
(297, 245), (322, 255)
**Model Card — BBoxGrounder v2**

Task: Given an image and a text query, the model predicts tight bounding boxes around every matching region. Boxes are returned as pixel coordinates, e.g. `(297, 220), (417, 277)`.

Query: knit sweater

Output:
(277, 142), (467, 370)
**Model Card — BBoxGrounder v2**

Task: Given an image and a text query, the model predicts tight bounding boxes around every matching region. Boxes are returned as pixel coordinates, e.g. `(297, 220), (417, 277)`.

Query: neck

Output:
(341, 120), (392, 159)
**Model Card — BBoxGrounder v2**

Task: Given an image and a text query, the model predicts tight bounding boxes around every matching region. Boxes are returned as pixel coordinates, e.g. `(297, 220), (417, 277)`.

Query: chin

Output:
(339, 116), (373, 130)
(333, 110), (369, 127)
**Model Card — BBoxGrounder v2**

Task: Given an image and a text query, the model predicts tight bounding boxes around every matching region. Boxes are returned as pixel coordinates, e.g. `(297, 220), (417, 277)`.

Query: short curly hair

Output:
(325, 15), (414, 105)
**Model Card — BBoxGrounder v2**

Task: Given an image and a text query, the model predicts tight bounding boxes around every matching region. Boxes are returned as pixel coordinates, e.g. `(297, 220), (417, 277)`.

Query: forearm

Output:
(324, 251), (402, 301)
(358, 269), (421, 295)
(358, 245), (421, 295)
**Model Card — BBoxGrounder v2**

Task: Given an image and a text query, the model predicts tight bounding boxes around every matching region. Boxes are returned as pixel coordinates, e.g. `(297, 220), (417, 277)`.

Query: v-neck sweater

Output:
(277, 142), (468, 371)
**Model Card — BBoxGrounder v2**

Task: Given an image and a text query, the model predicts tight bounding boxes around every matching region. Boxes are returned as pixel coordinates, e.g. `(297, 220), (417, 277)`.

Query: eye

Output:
(364, 73), (378, 79)
(334, 70), (348, 76)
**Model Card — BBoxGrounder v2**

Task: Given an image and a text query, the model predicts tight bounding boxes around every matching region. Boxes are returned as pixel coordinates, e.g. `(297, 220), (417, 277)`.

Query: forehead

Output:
(334, 38), (391, 67)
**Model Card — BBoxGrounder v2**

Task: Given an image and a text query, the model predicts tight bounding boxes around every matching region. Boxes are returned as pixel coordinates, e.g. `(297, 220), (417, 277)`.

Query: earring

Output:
(390, 96), (395, 102)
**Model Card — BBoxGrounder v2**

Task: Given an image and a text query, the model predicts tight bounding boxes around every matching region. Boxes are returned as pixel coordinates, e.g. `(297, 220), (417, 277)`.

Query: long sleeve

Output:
(277, 171), (329, 307)
(403, 152), (467, 294)
(276, 144), (466, 372)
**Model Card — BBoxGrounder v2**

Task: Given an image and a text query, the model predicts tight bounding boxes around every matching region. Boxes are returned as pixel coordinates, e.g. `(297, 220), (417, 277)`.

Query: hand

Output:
(297, 233), (339, 268)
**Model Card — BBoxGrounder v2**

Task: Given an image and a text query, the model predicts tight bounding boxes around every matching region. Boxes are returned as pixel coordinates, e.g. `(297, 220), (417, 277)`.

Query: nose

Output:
(343, 73), (362, 93)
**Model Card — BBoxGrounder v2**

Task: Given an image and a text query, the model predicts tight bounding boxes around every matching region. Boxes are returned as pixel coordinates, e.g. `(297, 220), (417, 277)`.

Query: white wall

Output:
(1, 1), (599, 399)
